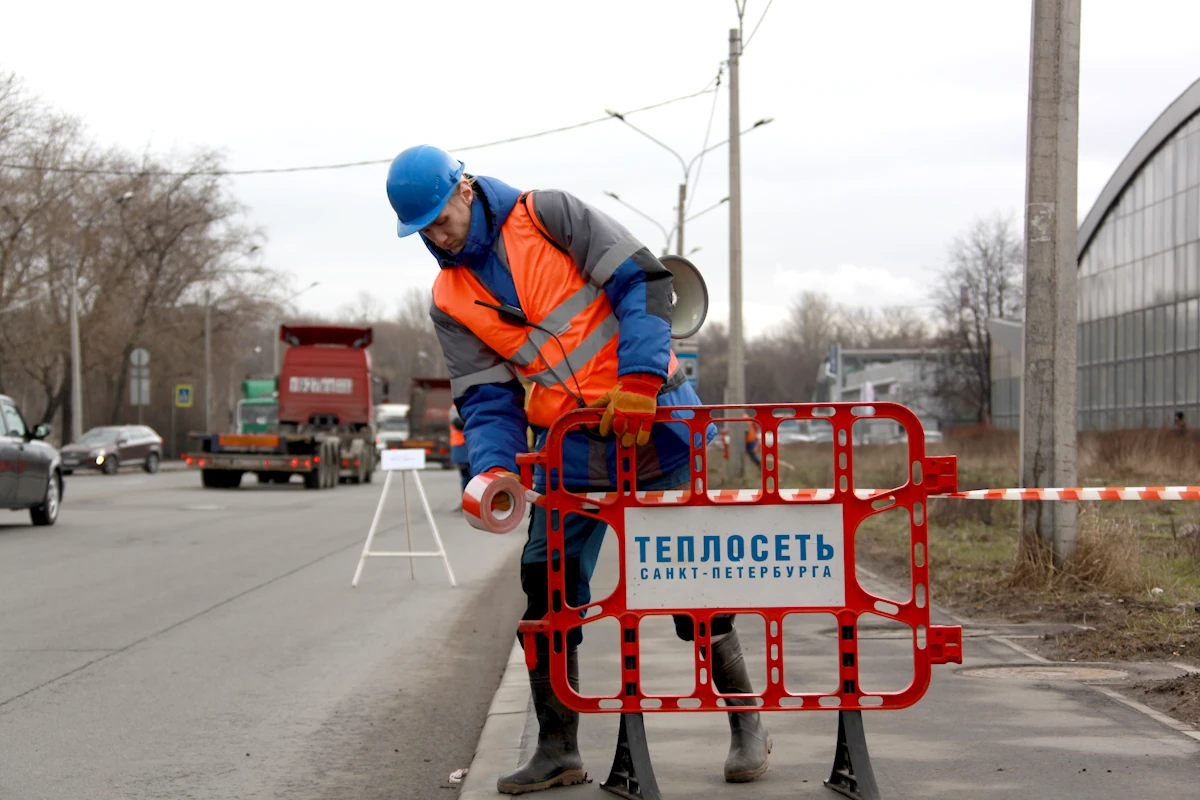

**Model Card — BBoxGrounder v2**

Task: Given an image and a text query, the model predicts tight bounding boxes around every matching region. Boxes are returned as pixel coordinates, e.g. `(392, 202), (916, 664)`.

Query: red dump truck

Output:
(185, 325), (378, 489)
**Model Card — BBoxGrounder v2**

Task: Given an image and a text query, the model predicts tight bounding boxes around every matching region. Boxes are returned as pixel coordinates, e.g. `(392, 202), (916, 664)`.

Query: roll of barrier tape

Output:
(462, 472), (528, 534)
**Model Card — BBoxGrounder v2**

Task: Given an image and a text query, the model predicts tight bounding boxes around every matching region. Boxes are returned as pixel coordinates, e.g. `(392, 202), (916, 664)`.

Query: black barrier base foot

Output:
(601, 712), (662, 800)
(824, 710), (882, 800)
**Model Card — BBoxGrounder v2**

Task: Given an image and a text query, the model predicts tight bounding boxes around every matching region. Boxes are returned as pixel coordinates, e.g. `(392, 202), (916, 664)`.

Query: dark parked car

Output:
(0, 394), (61, 526)
(60, 425), (163, 475)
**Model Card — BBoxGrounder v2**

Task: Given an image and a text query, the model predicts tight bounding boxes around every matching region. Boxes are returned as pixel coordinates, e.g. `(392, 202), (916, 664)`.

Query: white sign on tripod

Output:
(351, 448), (457, 587)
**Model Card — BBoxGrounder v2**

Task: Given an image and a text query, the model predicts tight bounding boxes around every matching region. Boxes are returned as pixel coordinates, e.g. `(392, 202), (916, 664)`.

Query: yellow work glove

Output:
(487, 468), (520, 513)
(588, 374), (663, 447)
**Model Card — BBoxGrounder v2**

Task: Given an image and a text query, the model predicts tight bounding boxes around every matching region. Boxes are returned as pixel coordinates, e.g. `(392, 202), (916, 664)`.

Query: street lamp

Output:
(272, 280), (321, 375)
(602, 191), (671, 253)
(70, 191), (133, 443)
(601, 113), (772, 255)
(602, 191), (729, 256)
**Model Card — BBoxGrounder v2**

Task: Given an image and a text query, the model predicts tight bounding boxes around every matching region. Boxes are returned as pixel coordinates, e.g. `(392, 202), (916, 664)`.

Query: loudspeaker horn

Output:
(660, 255), (708, 339)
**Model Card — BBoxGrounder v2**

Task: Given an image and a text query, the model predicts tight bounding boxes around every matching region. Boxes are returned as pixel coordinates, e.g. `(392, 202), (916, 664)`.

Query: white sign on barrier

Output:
(381, 448), (426, 470)
(623, 504), (846, 610)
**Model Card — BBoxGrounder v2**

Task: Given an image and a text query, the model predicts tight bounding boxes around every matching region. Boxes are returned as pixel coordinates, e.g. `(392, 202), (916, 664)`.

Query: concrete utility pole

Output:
(1020, 0), (1081, 564)
(725, 26), (746, 480)
(204, 288), (213, 433)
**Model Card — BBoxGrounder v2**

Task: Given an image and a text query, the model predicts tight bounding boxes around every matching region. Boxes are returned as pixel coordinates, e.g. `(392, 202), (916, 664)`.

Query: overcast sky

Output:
(4, 1), (1200, 337)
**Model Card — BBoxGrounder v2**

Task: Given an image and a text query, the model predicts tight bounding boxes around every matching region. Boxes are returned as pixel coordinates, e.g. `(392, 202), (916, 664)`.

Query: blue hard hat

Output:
(386, 145), (465, 238)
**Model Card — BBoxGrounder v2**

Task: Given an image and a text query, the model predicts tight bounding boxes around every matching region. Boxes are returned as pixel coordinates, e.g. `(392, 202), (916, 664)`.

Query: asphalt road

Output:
(0, 467), (526, 799)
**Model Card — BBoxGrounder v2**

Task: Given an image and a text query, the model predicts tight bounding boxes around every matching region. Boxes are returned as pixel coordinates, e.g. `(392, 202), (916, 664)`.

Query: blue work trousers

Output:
(520, 464), (732, 652)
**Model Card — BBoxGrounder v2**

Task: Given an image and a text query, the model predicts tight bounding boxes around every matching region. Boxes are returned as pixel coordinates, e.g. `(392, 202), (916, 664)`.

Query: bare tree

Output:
(0, 74), (90, 420)
(337, 290), (387, 325)
(88, 150), (270, 423)
(693, 290), (932, 406)
(0, 71), (287, 442)
(930, 213), (1025, 423)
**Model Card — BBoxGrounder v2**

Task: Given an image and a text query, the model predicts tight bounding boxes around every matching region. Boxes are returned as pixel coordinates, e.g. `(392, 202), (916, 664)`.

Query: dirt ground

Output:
(1128, 673), (1200, 727)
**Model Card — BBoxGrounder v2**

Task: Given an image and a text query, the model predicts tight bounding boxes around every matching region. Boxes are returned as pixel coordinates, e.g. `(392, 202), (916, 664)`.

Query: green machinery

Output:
(236, 379), (279, 434)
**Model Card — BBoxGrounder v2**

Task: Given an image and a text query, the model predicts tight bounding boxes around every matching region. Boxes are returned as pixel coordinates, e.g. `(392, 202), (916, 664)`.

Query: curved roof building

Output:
(993, 77), (1200, 431)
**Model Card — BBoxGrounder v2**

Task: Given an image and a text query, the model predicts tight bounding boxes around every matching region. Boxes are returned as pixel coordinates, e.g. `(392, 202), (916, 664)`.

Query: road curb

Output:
(458, 641), (529, 798)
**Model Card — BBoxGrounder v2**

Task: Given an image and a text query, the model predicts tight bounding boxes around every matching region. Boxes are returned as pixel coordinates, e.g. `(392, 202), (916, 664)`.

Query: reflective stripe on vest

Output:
(433, 193), (679, 427)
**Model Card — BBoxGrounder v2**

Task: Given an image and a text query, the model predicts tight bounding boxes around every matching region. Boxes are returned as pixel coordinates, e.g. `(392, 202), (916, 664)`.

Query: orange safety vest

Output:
(450, 427), (466, 447)
(433, 193), (678, 428)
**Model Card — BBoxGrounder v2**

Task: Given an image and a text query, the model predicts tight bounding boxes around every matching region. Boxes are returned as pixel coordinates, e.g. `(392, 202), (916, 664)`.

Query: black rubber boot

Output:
(496, 649), (587, 794)
(711, 630), (772, 782)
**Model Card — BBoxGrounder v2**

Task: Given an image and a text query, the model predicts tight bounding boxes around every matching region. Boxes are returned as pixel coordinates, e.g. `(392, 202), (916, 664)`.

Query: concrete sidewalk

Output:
(461, 546), (1199, 799)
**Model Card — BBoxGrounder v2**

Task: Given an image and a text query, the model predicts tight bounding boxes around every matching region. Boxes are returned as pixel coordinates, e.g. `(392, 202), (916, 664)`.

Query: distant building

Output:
(992, 77), (1200, 431)
(814, 347), (950, 442)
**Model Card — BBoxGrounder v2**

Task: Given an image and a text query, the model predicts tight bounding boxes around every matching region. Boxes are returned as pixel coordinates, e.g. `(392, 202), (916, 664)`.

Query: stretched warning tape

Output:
(937, 486), (1200, 501)
(565, 485), (1200, 505)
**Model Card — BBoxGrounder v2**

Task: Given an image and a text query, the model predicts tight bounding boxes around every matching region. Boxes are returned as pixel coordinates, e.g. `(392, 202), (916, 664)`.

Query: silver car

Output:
(0, 394), (61, 526)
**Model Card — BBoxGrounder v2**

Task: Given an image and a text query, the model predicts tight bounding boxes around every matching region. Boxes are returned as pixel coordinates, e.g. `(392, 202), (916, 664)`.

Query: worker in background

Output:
(387, 146), (771, 794)
(1174, 410), (1190, 437)
(745, 426), (761, 468)
(449, 405), (469, 510)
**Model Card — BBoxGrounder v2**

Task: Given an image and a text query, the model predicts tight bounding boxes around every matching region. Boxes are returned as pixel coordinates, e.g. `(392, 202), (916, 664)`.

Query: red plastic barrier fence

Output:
(516, 402), (963, 715)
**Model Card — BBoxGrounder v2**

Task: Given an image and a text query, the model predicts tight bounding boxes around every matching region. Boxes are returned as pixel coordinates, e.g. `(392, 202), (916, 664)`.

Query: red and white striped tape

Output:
(462, 472), (533, 533)
(567, 486), (1200, 505)
(939, 486), (1200, 501)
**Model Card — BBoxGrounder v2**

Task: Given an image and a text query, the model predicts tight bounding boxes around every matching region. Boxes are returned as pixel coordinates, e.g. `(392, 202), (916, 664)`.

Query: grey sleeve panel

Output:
(633, 249), (674, 324)
(450, 363), (519, 396)
(430, 303), (508, 387)
(531, 190), (660, 287)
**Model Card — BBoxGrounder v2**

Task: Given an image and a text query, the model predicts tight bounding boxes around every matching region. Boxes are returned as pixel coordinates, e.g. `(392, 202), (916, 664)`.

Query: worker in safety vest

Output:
(387, 146), (771, 793)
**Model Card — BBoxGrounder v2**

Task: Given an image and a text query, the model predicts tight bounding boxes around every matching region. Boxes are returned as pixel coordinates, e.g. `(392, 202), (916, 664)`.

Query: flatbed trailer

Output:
(185, 432), (373, 489)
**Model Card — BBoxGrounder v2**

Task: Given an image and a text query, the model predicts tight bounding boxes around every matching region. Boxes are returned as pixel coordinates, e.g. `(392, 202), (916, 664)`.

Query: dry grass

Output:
(737, 425), (1200, 666)
(1008, 512), (1146, 595)
(851, 503), (1200, 665)
(1078, 429), (1200, 483)
(702, 424), (1199, 721)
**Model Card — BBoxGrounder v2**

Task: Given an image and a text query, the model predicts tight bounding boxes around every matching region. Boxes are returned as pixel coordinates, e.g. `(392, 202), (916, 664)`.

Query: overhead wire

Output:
(687, 0), (771, 213)
(686, 65), (724, 215)
(742, 0), (774, 50)
(0, 84), (717, 179)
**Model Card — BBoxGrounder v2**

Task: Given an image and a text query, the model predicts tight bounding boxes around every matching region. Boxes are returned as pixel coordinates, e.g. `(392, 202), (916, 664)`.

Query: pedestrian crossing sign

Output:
(677, 352), (699, 389)
(175, 384), (194, 408)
